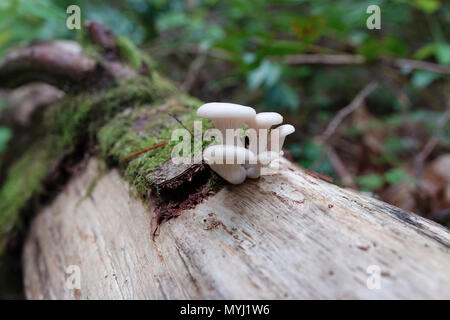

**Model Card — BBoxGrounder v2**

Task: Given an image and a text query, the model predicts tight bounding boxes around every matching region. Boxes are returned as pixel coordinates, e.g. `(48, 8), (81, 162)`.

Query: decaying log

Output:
(23, 157), (450, 299)
(0, 41), (97, 89)
(0, 38), (135, 90)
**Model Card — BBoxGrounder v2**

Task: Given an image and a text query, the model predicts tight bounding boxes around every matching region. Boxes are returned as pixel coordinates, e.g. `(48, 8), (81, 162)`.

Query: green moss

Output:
(78, 26), (156, 71)
(0, 141), (57, 256)
(116, 36), (142, 69)
(97, 94), (207, 196)
(115, 36), (158, 71)
(0, 74), (189, 256)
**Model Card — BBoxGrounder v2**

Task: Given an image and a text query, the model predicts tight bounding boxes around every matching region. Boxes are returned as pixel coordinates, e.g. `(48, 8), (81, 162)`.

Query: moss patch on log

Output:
(0, 143), (54, 253)
(97, 95), (212, 196)
(0, 72), (203, 257)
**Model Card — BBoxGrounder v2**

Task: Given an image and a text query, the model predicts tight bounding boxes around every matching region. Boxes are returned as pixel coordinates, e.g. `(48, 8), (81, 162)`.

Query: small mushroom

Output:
(247, 112), (283, 172)
(203, 144), (256, 184)
(249, 112), (283, 153)
(269, 124), (295, 155)
(197, 102), (256, 145)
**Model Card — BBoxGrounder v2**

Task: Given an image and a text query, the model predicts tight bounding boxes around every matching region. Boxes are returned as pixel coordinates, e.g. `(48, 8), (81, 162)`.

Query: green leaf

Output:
(436, 43), (450, 65)
(298, 140), (322, 168)
(358, 174), (384, 191)
(358, 36), (407, 60)
(0, 127), (12, 153)
(264, 82), (300, 112)
(384, 168), (407, 185)
(412, 70), (440, 87)
(413, 43), (437, 60)
(247, 60), (281, 90)
(296, 140), (332, 176)
(413, 0), (441, 13)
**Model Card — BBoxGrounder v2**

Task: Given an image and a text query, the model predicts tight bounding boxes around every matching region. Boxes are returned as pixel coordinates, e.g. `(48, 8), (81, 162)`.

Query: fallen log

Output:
(22, 157), (450, 299)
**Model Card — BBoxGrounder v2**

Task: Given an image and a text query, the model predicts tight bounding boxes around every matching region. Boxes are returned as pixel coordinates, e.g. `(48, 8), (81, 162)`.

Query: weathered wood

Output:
(23, 156), (450, 299)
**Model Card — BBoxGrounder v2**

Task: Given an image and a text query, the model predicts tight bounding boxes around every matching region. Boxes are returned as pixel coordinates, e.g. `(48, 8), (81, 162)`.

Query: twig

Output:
(310, 82), (377, 172)
(321, 82), (378, 142)
(414, 102), (450, 177)
(120, 141), (168, 162)
(284, 54), (365, 65)
(168, 112), (194, 137)
(325, 146), (355, 187)
(283, 54), (450, 75)
(386, 58), (450, 75)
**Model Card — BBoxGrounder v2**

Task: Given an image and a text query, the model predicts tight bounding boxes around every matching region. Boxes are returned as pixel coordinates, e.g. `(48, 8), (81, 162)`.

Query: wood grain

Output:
(23, 157), (450, 299)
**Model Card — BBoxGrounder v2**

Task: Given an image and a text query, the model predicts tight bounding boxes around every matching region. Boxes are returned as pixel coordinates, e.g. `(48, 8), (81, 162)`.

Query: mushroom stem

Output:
(209, 163), (247, 184)
(203, 144), (256, 184)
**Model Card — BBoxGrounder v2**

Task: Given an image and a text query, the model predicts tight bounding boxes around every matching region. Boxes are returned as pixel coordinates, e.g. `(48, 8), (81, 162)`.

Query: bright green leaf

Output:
(413, 0), (441, 13)
(385, 168), (407, 185)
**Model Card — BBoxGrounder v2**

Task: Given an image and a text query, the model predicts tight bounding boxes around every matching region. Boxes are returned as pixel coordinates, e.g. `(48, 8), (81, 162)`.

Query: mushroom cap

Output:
(203, 144), (256, 164)
(278, 124), (295, 137)
(252, 112), (283, 128)
(197, 102), (256, 120)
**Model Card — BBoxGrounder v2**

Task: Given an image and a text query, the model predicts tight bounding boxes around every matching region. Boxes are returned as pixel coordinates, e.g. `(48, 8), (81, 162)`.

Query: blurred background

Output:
(0, 0), (449, 226)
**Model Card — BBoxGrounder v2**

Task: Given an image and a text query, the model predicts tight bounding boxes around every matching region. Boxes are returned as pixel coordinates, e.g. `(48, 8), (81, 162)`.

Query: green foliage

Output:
(358, 168), (409, 192)
(0, 100), (11, 155)
(358, 36), (407, 60)
(0, 127), (11, 154)
(0, 142), (55, 256)
(412, 71), (440, 88)
(358, 173), (385, 191)
(247, 60), (281, 90)
(384, 168), (407, 185)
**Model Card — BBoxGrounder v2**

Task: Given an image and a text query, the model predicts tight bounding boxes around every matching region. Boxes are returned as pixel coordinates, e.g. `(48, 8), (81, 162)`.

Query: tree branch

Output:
(321, 82), (378, 141)
(0, 41), (98, 89)
(284, 54), (450, 75)
(414, 102), (450, 177)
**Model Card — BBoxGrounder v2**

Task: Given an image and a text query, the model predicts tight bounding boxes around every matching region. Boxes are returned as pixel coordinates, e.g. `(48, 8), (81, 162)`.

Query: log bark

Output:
(22, 156), (450, 299)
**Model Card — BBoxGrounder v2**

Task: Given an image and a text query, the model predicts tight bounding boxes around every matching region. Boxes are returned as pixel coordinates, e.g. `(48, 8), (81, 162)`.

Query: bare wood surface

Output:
(23, 157), (450, 299)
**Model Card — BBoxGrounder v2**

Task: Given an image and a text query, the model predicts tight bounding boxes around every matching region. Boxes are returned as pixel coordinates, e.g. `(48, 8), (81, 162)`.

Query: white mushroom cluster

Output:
(197, 102), (295, 184)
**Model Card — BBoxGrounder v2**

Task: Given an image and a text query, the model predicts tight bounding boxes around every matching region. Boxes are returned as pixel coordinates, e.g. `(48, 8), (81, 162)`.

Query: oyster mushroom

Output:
(197, 102), (256, 146)
(246, 112), (283, 177)
(269, 124), (295, 156)
(248, 112), (283, 153)
(203, 144), (256, 184)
